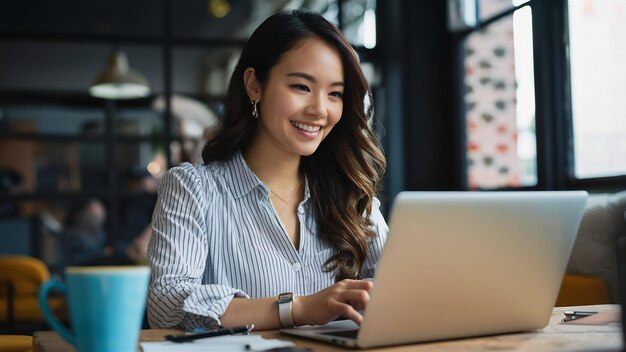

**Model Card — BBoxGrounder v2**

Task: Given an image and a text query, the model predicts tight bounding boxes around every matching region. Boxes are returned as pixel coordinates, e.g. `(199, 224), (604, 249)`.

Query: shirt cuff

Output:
(180, 286), (250, 329)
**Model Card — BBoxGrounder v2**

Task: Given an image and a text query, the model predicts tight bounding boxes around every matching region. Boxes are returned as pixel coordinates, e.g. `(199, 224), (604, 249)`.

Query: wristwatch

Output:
(277, 292), (295, 328)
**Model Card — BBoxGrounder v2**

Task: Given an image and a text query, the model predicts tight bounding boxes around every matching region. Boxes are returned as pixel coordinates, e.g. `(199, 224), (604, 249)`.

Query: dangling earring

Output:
(251, 100), (259, 119)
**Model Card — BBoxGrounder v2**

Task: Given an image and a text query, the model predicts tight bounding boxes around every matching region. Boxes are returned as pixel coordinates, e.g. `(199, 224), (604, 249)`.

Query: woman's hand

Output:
(292, 279), (374, 326)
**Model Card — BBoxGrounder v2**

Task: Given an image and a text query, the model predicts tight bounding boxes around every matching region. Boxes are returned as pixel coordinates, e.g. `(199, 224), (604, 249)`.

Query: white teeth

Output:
(292, 122), (321, 133)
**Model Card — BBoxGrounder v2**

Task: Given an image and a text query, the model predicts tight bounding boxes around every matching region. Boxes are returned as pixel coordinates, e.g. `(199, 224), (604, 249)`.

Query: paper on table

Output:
(140, 334), (294, 352)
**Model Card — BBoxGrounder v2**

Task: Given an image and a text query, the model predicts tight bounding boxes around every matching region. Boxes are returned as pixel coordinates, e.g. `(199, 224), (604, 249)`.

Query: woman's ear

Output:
(243, 67), (262, 102)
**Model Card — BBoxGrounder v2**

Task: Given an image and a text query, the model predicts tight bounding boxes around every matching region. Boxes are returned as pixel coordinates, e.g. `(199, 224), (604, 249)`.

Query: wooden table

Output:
(33, 305), (622, 351)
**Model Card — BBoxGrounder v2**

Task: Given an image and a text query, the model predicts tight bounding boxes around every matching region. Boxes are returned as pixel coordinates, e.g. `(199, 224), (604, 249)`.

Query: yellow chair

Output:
(0, 335), (33, 352)
(555, 274), (610, 307)
(0, 256), (65, 333)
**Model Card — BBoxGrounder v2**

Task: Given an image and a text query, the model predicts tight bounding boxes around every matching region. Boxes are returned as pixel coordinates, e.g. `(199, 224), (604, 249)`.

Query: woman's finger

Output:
(330, 300), (364, 324)
(337, 289), (370, 306)
(337, 279), (374, 291)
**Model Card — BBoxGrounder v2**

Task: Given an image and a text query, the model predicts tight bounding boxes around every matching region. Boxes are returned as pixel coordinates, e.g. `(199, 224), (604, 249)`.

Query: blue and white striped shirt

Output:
(147, 151), (388, 330)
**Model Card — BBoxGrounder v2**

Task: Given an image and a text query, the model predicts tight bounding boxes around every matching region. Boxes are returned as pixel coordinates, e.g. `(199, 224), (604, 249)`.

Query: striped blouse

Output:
(147, 151), (388, 330)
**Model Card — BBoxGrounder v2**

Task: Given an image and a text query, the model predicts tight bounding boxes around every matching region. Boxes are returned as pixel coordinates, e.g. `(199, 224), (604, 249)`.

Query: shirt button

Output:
(292, 263), (302, 272)
(297, 206), (304, 215)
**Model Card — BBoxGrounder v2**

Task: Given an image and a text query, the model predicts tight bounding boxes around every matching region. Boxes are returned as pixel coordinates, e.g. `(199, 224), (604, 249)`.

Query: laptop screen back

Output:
(357, 191), (588, 348)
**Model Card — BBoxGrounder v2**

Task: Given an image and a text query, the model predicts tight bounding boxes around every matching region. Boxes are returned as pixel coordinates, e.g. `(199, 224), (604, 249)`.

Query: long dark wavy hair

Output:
(202, 9), (386, 281)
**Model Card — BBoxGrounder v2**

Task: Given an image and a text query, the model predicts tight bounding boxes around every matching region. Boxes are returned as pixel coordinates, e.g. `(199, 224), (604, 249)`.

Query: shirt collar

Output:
(224, 151), (265, 199)
(225, 151), (311, 203)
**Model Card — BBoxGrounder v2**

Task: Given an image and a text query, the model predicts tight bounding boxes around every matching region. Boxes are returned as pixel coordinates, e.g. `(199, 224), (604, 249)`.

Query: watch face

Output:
(278, 292), (293, 303)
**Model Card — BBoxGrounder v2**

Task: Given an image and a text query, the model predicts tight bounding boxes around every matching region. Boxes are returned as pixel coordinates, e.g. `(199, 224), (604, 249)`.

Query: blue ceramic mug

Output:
(38, 266), (150, 352)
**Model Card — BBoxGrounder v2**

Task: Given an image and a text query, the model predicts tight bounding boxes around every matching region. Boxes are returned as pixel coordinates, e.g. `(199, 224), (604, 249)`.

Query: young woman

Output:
(147, 9), (388, 331)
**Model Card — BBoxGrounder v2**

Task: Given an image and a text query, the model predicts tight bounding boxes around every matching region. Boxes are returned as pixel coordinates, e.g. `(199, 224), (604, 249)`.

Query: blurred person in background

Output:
(59, 198), (111, 270)
(0, 169), (22, 217)
(116, 166), (158, 264)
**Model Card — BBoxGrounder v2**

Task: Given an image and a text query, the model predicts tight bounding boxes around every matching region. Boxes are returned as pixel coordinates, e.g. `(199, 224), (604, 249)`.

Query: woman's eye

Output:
(291, 84), (310, 92)
(329, 91), (343, 99)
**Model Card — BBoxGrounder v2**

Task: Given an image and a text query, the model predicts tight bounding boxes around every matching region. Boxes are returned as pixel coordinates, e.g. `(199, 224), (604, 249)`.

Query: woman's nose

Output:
(305, 93), (327, 118)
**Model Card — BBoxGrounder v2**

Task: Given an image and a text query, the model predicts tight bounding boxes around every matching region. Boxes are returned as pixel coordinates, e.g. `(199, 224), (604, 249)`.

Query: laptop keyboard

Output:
(321, 329), (360, 339)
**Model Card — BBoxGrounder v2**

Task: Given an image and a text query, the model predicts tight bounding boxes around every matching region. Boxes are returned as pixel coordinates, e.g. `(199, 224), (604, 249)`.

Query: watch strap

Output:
(277, 292), (294, 328)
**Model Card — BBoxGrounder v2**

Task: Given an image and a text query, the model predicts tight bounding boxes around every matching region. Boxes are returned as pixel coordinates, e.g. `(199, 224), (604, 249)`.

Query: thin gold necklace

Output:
(271, 177), (303, 217)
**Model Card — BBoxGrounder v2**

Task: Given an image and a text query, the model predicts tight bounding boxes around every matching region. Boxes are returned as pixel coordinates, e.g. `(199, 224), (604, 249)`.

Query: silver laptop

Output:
(281, 191), (588, 349)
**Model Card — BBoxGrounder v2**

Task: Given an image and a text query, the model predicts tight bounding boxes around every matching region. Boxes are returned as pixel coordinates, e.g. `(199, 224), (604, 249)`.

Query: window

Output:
(463, 2), (537, 189)
(340, 0), (377, 48)
(568, 0), (626, 179)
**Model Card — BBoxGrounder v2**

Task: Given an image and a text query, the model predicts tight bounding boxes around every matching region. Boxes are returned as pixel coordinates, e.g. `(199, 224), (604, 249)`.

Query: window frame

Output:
(457, 0), (626, 192)
(560, 0), (626, 191)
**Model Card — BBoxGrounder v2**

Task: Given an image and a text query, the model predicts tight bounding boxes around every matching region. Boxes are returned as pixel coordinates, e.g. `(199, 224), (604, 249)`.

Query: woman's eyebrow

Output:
(286, 72), (345, 87)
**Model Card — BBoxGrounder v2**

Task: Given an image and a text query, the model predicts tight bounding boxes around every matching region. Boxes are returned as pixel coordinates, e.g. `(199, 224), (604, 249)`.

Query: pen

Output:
(165, 324), (254, 343)
(561, 310), (598, 322)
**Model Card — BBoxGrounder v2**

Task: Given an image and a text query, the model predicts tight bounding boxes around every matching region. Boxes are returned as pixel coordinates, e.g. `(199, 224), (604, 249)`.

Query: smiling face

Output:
(246, 36), (345, 158)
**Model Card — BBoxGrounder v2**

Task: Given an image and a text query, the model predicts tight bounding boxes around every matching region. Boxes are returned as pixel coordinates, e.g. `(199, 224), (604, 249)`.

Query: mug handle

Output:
(38, 280), (75, 345)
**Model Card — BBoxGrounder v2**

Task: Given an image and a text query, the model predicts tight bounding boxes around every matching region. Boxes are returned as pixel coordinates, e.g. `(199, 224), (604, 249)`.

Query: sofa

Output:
(556, 191), (626, 306)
